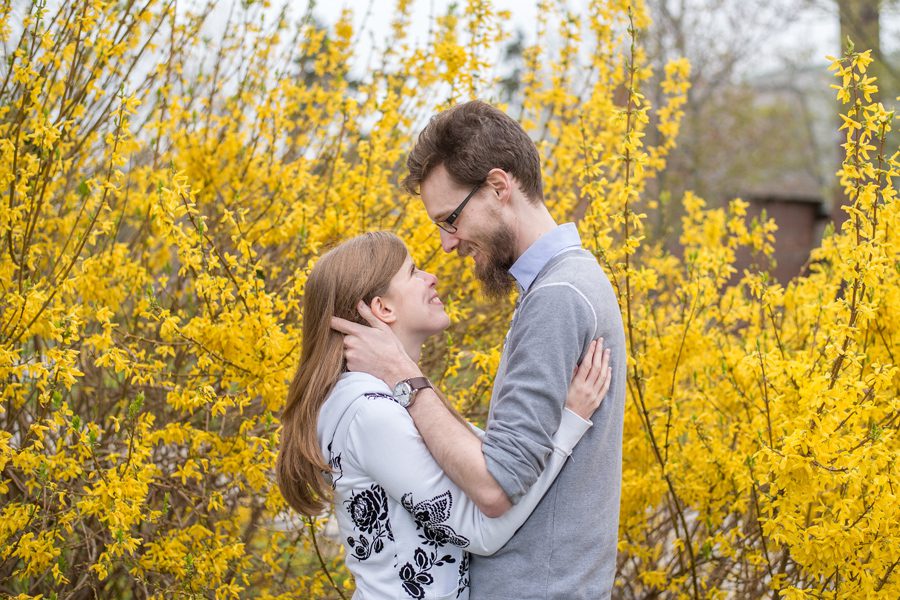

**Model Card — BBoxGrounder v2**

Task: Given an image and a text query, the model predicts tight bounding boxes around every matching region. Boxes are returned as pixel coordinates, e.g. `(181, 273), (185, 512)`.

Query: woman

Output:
(277, 231), (611, 599)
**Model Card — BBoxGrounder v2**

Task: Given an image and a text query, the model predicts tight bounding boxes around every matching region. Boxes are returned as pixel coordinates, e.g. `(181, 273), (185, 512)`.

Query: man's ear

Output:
(484, 167), (513, 205)
(368, 296), (397, 325)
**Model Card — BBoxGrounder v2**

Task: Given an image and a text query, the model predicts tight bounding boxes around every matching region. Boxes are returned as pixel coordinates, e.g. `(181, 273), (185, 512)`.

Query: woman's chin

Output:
(425, 318), (451, 337)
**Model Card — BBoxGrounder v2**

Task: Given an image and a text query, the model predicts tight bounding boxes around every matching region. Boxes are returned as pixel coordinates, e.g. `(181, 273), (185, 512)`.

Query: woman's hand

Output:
(565, 338), (612, 420)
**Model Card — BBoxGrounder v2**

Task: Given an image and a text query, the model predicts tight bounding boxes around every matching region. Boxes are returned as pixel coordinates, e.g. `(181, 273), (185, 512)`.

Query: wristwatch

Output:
(392, 377), (432, 408)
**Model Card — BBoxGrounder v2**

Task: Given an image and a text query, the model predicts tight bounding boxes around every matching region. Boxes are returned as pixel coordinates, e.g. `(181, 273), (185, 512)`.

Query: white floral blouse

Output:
(317, 373), (591, 600)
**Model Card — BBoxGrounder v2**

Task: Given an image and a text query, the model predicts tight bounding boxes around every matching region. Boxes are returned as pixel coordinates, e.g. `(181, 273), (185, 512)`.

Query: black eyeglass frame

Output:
(434, 181), (483, 234)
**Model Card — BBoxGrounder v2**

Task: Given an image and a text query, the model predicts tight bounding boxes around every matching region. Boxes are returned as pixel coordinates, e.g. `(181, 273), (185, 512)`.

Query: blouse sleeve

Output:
(347, 397), (591, 555)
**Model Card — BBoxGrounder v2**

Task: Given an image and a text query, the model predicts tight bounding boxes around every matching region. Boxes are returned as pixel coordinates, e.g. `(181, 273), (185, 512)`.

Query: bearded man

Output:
(332, 100), (626, 599)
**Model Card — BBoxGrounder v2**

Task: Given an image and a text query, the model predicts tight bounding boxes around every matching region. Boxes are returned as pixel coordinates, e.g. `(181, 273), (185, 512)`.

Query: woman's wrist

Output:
(554, 408), (593, 453)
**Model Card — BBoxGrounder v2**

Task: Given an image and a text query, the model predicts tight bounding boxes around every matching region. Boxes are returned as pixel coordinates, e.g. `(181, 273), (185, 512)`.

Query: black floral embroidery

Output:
(401, 491), (470, 548)
(456, 552), (470, 597)
(345, 484), (393, 560)
(364, 392), (395, 402)
(399, 547), (456, 599)
(325, 441), (342, 489)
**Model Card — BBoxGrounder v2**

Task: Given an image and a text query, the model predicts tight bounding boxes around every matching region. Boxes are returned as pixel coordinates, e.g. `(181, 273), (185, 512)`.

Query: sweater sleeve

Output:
(482, 284), (596, 503)
(347, 397), (591, 556)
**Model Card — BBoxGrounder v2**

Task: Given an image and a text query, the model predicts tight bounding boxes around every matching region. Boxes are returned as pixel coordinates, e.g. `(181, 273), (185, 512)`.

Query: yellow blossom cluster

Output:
(0, 1), (896, 598)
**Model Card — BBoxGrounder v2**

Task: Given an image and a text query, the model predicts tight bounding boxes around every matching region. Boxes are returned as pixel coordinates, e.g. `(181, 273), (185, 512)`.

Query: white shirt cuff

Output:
(553, 407), (593, 454)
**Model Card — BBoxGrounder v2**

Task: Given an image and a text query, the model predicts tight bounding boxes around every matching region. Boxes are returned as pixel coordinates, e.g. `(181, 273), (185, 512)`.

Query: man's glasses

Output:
(434, 181), (483, 234)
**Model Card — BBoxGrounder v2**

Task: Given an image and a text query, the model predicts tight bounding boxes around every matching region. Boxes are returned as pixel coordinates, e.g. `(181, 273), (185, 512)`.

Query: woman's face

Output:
(378, 254), (450, 340)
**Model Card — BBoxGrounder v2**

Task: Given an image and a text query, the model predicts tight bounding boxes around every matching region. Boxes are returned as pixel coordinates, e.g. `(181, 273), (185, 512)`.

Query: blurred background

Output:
(307, 0), (900, 283)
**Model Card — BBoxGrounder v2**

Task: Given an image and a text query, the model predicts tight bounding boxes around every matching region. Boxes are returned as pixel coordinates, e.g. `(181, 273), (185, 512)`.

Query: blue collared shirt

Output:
(509, 223), (583, 292)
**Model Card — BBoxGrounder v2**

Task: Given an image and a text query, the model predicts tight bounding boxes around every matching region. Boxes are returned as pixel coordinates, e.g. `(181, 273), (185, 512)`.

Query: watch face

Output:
(393, 381), (413, 407)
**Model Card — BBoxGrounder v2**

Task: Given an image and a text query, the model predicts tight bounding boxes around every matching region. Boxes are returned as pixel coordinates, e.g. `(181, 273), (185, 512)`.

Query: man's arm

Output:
(405, 335), (610, 516)
(480, 284), (595, 502)
(348, 395), (593, 555)
(407, 388), (512, 517)
(332, 302), (513, 517)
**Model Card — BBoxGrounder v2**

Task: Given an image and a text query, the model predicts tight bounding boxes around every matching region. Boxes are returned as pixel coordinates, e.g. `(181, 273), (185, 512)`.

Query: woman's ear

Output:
(368, 296), (397, 325)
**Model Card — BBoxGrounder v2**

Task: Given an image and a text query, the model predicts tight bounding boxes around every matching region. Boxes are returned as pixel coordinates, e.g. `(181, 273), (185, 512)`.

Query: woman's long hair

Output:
(277, 231), (408, 516)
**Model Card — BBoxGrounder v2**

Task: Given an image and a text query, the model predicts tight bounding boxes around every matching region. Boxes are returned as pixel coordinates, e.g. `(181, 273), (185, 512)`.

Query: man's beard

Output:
(470, 222), (517, 300)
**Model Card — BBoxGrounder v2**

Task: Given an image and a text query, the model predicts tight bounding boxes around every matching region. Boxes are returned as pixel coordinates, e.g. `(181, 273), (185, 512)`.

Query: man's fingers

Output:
(356, 301), (391, 330)
(332, 304), (390, 334)
(331, 316), (364, 335)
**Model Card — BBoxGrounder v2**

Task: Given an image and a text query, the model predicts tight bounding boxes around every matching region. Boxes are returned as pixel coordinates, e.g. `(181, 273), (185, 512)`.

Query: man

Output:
(331, 100), (626, 599)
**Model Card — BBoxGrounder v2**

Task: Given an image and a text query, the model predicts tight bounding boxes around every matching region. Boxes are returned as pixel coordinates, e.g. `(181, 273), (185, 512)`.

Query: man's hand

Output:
(333, 303), (509, 515)
(330, 301), (422, 387)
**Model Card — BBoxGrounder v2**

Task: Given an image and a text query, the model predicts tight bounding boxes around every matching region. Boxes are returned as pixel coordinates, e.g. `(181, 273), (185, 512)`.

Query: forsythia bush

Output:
(0, 0), (896, 598)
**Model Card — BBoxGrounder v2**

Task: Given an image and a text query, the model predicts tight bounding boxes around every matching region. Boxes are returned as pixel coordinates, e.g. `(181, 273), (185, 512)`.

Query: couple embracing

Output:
(277, 101), (626, 600)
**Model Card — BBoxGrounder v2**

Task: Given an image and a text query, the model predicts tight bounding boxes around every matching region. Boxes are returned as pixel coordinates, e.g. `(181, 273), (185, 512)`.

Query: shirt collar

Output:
(509, 223), (582, 292)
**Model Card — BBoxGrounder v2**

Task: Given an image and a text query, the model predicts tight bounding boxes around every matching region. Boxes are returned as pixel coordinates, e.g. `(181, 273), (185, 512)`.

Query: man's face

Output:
(420, 165), (516, 299)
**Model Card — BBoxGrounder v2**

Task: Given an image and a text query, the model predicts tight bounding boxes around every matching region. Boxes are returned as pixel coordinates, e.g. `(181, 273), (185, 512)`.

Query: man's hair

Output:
(404, 100), (543, 203)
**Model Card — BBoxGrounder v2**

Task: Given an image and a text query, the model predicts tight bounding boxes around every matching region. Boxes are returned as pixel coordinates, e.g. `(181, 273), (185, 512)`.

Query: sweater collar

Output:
(509, 223), (582, 292)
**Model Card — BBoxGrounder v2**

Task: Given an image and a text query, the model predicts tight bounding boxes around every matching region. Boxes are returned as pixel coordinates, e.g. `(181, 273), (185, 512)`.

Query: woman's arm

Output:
(347, 400), (588, 555)
(348, 340), (611, 556)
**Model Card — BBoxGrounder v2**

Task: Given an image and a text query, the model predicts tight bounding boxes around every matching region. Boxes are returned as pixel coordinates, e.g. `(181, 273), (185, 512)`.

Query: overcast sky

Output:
(309, 0), (898, 80)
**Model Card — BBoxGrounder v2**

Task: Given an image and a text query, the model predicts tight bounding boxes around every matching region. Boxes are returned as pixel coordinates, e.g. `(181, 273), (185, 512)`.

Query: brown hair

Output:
(276, 231), (407, 516)
(404, 100), (544, 203)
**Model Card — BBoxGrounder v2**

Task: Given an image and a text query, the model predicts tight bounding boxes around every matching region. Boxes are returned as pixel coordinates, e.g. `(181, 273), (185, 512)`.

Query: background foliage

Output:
(0, 0), (897, 598)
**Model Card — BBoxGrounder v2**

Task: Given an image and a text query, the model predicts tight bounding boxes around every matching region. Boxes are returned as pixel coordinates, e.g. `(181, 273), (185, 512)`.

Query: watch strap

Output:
(405, 377), (432, 392)
(395, 376), (432, 408)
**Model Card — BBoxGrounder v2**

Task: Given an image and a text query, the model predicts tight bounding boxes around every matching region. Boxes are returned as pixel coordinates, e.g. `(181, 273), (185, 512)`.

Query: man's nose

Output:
(439, 228), (459, 253)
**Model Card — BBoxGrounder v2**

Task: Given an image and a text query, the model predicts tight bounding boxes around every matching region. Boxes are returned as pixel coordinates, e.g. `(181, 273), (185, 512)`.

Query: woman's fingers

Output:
(587, 340), (611, 402)
(598, 366), (612, 399)
(575, 339), (597, 381)
(589, 338), (605, 383)
(566, 338), (615, 419)
(593, 346), (611, 386)
(570, 338), (613, 399)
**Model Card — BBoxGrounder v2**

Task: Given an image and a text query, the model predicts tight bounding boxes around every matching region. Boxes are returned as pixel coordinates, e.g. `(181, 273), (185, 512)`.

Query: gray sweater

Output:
(471, 248), (626, 599)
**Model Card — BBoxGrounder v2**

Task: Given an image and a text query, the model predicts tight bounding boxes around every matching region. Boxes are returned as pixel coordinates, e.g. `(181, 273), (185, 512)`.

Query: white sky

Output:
(309, 0), (898, 79)
(312, 0), (539, 47)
